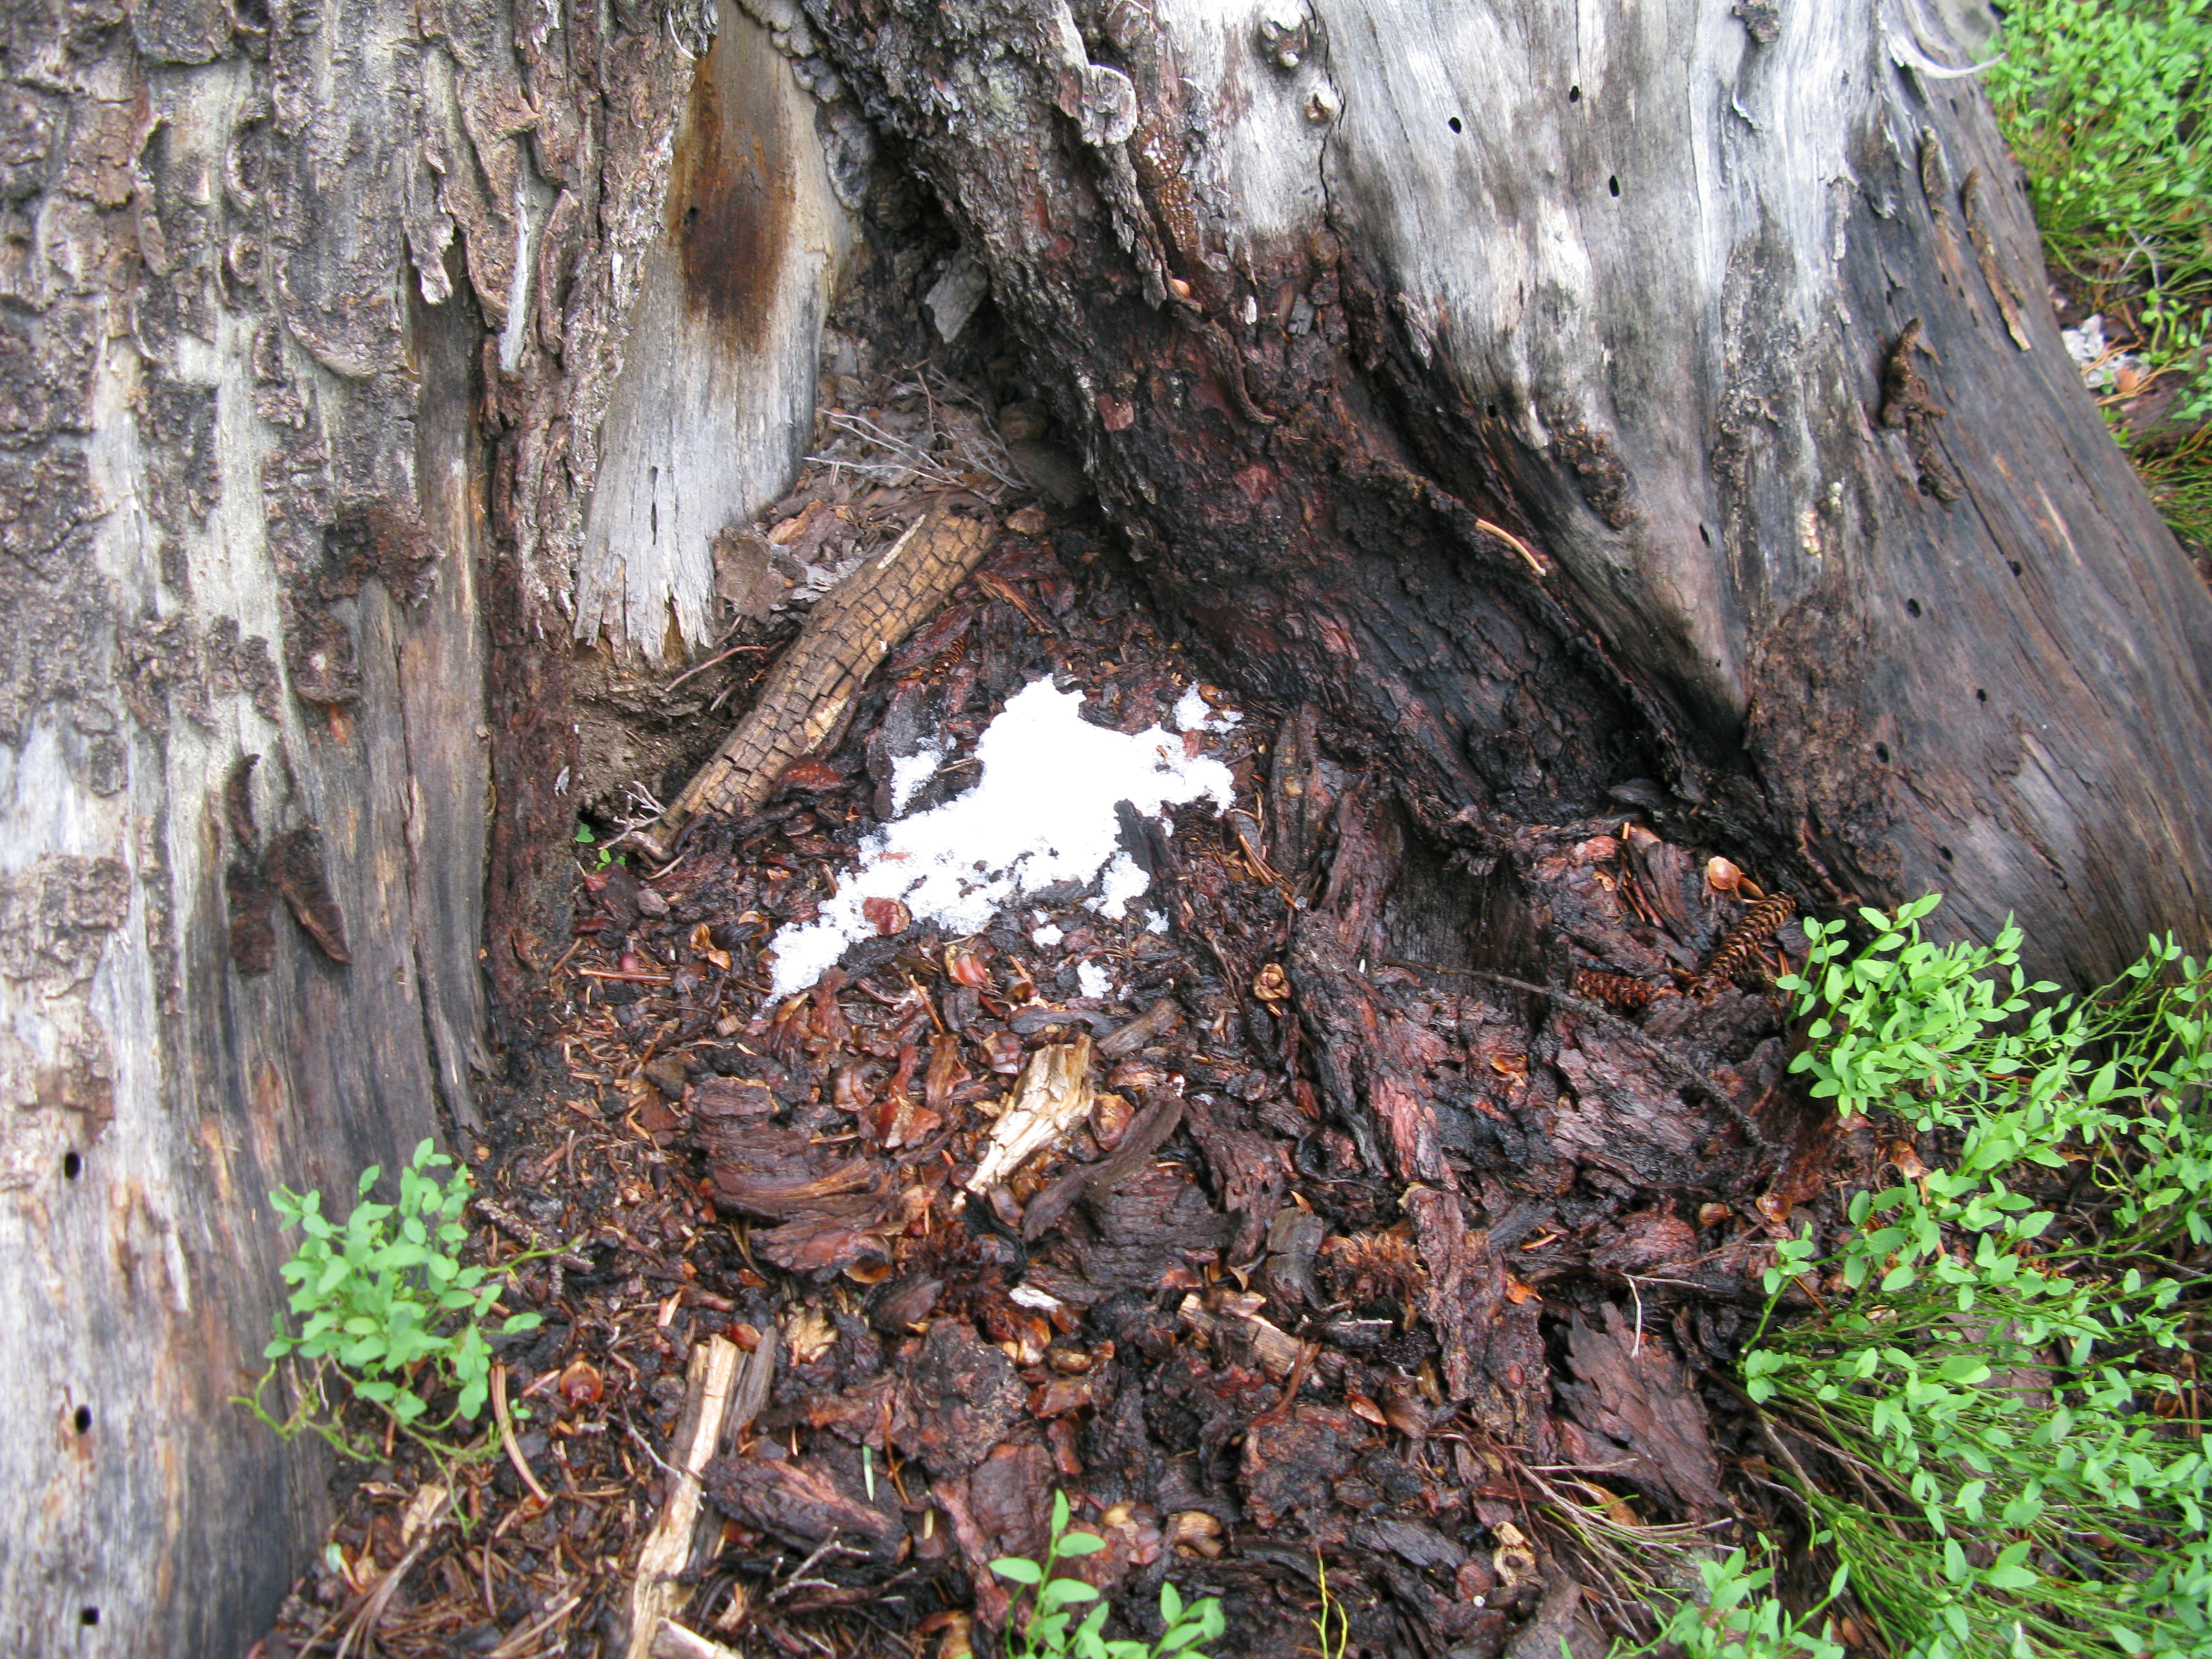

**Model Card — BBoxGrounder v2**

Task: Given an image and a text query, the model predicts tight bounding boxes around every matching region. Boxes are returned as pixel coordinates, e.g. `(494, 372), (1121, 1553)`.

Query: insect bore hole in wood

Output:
(1698, 523), (1711, 546)
(1447, 115), (1462, 133)
(1876, 743), (1892, 764)
(1977, 687), (1988, 702)
(1907, 598), (1922, 617)
(1568, 84), (1581, 101)
(80, 1608), (98, 1626)
(1609, 174), (1621, 197)
(63, 1151), (81, 1180)
(1940, 846), (1954, 862)
(74, 1406), (91, 1434)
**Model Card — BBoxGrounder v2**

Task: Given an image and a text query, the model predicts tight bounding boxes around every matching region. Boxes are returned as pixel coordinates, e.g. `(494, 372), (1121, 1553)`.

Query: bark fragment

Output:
(644, 508), (999, 853)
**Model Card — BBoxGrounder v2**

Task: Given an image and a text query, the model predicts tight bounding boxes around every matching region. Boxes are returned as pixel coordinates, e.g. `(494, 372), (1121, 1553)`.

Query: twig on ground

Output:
(626, 1337), (745, 1659)
(327, 1485), (455, 1659)
(486, 1590), (583, 1658)
(492, 1364), (554, 1508)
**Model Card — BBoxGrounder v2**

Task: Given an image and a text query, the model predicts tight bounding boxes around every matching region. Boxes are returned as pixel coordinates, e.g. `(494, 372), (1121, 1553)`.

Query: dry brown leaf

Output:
(399, 1482), (450, 1548)
(1345, 1390), (1390, 1428)
(783, 1306), (837, 1366)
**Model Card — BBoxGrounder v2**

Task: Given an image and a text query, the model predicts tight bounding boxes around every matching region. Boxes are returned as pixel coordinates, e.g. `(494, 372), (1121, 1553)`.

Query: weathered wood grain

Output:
(573, 14), (855, 656)
(0, 2), (840, 1651)
(639, 507), (998, 852)
(797, 0), (2212, 985)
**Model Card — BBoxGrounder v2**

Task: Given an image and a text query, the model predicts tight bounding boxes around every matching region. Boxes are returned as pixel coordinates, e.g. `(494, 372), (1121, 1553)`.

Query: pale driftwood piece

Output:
(625, 1334), (775, 1659)
(626, 1338), (739, 1659)
(635, 509), (999, 857)
(965, 1037), (1094, 1195)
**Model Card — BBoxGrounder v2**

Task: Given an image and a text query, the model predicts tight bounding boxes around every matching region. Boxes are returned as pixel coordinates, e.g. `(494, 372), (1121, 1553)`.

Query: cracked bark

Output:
(0, 2), (835, 1647)
(793, 0), (2212, 986)
(9, 0), (2212, 1648)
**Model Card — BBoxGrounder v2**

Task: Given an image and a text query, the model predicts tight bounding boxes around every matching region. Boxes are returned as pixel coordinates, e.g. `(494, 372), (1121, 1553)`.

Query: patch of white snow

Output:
(889, 745), (945, 813)
(1075, 961), (1112, 1000)
(1174, 684), (1244, 731)
(766, 678), (1236, 995)
(1091, 851), (1152, 920)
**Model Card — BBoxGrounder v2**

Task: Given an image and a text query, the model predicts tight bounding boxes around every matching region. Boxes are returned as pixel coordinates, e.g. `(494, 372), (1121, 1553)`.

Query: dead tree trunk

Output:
(795, 0), (2212, 985)
(0, 3), (844, 1651)
(11, 0), (2212, 1650)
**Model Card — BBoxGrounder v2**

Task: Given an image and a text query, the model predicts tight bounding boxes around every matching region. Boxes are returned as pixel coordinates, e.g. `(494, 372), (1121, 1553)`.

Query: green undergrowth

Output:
(2130, 426), (2212, 551)
(1989, 0), (2212, 541)
(1625, 898), (2212, 1658)
(991, 1493), (1224, 1659)
(238, 1139), (553, 1479)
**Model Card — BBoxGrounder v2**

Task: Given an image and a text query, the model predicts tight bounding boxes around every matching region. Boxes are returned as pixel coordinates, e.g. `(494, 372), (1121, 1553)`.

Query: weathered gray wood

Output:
(0, 2), (838, 1651)
(798, 0), (2212, 984)
(573, 10), (855, 656)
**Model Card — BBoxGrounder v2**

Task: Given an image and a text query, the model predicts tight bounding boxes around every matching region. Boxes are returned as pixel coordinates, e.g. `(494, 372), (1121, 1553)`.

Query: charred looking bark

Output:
(793, 0), (2212, 984)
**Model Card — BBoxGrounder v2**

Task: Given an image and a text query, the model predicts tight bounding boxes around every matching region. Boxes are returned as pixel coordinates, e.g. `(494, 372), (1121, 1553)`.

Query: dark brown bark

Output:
(795, 0), (2212, 985)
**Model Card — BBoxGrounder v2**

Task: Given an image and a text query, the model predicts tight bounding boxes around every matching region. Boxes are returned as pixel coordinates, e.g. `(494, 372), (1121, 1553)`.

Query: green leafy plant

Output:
(1776, 894), (2062, 1126)
(2131, 426), (2212, 551)
(1744, 900), (2212, 1659)
(992, 1492), (1224, 1659)
(1989, 0), (2212, 533)
(239, 1139), (546, 1461)
(1636, 1548), (1847, 1659)
(575, 821), (622, 870)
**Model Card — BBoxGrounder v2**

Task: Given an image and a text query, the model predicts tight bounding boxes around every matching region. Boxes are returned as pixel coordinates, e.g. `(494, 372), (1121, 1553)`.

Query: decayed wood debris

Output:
(965, 1038), (1094, 1196)
(258, 398), (1848, 1659)
(632, 508), (1000, 860)
(627, 1335), (750, 1659)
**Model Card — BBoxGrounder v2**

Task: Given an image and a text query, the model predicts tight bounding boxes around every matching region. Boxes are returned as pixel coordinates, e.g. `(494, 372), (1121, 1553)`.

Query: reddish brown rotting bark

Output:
(264, 373), (1850, 1659)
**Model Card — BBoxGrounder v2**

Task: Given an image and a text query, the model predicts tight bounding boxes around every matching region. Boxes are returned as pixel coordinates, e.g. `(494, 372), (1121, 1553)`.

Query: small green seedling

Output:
(1775, 894), (2056, 1127)
(575, 822), (622, 870)
(1644, 1550), (1848, 1659)
(992, 1491), (1224, 1659)
(239, 1139), (547, 1463)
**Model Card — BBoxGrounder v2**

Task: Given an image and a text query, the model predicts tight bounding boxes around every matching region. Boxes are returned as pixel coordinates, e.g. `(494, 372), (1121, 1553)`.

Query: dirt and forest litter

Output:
(257, 347), (1863, 1658)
